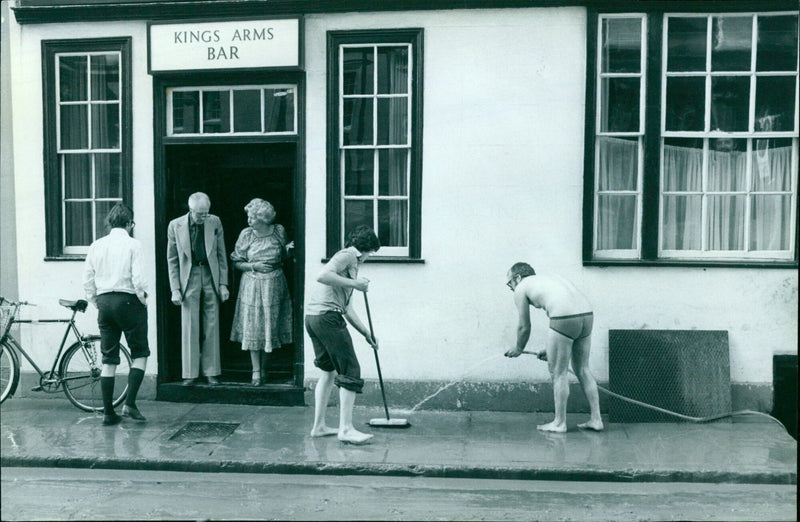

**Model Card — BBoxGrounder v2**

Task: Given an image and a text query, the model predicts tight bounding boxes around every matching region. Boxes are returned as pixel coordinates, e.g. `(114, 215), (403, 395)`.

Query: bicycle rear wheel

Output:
(60, 338), (131, 412)
(1, 339), (21, 403)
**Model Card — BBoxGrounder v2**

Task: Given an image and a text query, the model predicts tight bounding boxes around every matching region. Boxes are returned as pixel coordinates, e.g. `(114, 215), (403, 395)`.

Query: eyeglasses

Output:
(506, 277), (516, 291)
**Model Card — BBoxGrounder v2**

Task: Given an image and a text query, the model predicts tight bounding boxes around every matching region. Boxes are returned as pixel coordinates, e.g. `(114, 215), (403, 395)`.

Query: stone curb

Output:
(2, 455), (795, 485)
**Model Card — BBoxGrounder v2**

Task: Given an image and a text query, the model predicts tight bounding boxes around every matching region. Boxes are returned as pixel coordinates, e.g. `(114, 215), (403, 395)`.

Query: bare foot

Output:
(310, 425), (339, 437)
(537, 420), (567, 433)
(338, 427), (374, 445)
(578, 419), (604, 431)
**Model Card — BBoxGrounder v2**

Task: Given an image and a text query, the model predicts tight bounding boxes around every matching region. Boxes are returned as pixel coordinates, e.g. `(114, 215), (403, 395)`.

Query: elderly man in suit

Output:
(167, 192), (230, 385)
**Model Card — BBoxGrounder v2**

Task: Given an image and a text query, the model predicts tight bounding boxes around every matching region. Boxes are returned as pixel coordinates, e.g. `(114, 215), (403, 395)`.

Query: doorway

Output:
(162, 142), (299, 386)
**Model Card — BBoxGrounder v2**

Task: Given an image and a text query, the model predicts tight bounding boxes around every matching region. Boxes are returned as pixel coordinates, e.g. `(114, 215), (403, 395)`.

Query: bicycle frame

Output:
(3, 306), (85, 386)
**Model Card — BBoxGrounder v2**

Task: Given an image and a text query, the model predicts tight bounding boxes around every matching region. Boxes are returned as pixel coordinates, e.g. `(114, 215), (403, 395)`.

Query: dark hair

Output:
(509, 262), (536, 279)
(106, 203), (133, 229)
(345, 225), (380, 253)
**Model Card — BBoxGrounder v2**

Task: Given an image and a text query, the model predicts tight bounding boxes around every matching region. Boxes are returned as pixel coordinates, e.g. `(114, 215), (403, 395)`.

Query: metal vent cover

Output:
(169, 422), (239, 443)
(608, 330), (731, 423)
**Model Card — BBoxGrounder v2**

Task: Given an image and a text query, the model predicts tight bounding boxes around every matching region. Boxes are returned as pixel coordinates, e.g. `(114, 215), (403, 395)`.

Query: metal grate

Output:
(169, 422), (239, 443)
(608, 330), (731, 422)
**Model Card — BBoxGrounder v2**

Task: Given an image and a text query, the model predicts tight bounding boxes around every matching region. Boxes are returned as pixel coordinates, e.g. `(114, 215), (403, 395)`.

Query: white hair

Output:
(188, 192), (211, 210)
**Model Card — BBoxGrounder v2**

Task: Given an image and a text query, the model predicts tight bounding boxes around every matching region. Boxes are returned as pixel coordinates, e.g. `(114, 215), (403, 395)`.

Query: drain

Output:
(169, 422), (239, 443)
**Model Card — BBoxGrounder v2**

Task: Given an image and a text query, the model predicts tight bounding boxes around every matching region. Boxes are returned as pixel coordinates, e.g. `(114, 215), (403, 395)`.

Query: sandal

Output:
(251, 371), (262, 386)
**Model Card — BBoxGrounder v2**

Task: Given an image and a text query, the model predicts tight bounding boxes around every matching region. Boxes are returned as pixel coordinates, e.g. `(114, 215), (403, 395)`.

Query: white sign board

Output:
(149, 18), (300, 71)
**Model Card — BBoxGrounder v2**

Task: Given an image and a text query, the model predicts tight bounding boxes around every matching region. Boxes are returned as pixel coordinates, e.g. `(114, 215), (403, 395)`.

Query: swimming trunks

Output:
(549, 312), (593, 340)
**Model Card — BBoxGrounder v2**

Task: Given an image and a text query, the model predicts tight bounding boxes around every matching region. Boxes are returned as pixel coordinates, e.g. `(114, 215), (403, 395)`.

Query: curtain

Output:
(662, 142), (703, 250)
(751, 143), (793, 250)
(596, 137), (638, 249)
(385, 47), (409, 247)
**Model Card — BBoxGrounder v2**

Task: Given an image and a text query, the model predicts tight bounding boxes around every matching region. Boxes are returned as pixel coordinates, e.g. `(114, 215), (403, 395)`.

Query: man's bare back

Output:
(516, 274), (592, 318)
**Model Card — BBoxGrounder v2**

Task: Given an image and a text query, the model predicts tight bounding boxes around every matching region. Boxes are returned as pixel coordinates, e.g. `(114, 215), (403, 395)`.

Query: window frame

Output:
(584, 7), (799, 268)
(42, 37), (133, 260)
(326, 29), (423, 261)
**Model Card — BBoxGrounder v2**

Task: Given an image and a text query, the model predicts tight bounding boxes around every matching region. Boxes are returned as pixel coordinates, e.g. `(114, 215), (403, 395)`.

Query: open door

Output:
(163, 142), (298, 386)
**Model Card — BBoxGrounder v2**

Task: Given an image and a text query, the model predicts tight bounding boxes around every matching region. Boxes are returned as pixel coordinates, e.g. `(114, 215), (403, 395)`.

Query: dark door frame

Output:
(152, 70), (306, 394)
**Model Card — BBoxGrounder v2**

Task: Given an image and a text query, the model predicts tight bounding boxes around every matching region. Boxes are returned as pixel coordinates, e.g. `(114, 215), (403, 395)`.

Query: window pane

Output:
(64, 201), (92, 246)
(750, 195), (791, 250)
(95, 153), (122, 198)
(343, 98), (373, 145)
(233, 90), (261, 132)
(344, 200), (373, 234)
(377, 46), (409, 94)
(667, 17), (707, 72)
(172, 91), (199, 134)
(343, 48), (374, 95)
(711, 16), (753, 72)
(710, 76), (749, 132)
(753, 138), (793, 191)
(663, 138), (703, 191)
(601, 18), (642, 73)
(378, 200), (408, 247)
(757, 15), (799, 72)
(707, 195), (746, 250)
(90, 54), (119, 101)
(377, 98), (408, 145)
(344, 150), (374, 196)
(378, 149), (408, 196)
(597, 194), (638, 250)
(755, 76), (796, 132)
(59, 55), (88, 102)
(597, 137), (638, 191)
(665, 77), (705, 131)
(708, 138), (747, 191)
(264, 88), (294, 133)
(63, 154), (91, 199)
(60, 105), (89, 150)
(600, 77), (640, 132)
(95, 201), (117, 239)
(662, 195), (702, 250)
(91, 103), (120, 149)
(202, 91), (230, 133)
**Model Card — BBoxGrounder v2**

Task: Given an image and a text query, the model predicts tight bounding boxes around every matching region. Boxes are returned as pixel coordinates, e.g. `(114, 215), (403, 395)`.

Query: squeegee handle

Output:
(364, 293), (390, 420)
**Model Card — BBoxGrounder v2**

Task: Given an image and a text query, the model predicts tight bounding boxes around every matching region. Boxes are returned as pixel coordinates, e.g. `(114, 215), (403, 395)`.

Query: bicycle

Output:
(0, 295), (130, 411)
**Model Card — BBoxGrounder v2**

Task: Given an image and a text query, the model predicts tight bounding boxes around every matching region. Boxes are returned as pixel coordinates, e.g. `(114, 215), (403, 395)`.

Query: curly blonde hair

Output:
(244, 198), (276, 225)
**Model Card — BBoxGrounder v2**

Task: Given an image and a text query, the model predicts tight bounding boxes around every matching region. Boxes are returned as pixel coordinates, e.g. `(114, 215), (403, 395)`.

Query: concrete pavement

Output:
(0, 398), (796, 484)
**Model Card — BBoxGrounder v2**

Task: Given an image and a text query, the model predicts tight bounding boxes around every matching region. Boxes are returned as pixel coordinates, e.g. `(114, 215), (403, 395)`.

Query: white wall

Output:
(9, 7), (797, 386)
(302, 8), (798, 385)
(10, 19), (157, 374)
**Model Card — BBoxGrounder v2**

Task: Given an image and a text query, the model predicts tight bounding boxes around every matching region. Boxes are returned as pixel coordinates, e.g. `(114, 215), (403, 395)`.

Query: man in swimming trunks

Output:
(504, 262), (603, 433)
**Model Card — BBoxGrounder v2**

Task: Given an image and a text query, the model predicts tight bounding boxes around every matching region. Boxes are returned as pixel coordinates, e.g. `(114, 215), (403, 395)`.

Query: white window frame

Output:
(166, 84), (298, 136)
(659, 12), (799, 261)
(593, 14), (647, 260)
(55, 51), (123, 255)
(338, 43), (413, 257)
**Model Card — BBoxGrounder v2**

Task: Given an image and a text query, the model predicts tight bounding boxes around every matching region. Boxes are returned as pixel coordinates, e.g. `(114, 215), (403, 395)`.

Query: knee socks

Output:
(100, 376), (116, 415)
(125, 368), (145, 408)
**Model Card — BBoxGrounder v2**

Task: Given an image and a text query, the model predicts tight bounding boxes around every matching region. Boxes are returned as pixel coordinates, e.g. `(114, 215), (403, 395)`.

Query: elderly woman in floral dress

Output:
(230, 198), (294, 385)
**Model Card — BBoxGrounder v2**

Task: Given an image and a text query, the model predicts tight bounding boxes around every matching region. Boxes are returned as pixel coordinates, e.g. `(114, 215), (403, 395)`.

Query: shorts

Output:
(549, 312), (593, 341)
(305, 311), (364, 393)
(96, 292), (150, 364)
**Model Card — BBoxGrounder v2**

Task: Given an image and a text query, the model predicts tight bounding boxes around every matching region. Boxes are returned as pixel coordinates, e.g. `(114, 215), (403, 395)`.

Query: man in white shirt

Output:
(83, 203), (150, 425)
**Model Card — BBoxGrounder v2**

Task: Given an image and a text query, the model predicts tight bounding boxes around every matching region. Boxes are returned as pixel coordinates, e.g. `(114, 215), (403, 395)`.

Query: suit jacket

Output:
(167, 213), (229, 298)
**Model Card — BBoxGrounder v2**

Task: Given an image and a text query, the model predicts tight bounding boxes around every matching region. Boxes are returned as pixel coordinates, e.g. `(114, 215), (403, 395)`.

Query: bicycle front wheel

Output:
(1, 338), (21, 403)
(60, 338), (131, 412)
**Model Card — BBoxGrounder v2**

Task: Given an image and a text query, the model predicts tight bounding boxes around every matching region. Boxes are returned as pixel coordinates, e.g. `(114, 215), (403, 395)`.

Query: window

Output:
(43, 38), (131, 258)
(167, 85), (297, 136)
(327, 29), (423, 259)
(588, 10), (798, 264)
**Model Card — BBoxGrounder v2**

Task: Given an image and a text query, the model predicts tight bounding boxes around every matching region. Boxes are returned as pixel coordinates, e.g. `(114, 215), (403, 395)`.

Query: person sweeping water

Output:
(503, 262), (603, 432)
(306, 226), (381, 445)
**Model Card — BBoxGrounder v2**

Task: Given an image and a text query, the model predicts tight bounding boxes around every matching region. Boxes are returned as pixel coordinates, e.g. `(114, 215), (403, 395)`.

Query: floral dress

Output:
(229, 225), (293, 352)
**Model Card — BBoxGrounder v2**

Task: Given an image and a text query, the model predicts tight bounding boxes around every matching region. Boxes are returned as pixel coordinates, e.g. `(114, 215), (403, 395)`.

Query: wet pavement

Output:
(0, 399), (796, 484)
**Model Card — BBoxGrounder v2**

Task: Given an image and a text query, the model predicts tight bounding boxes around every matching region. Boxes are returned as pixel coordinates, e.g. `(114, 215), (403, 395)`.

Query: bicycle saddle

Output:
(59, 299), (88, 313)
